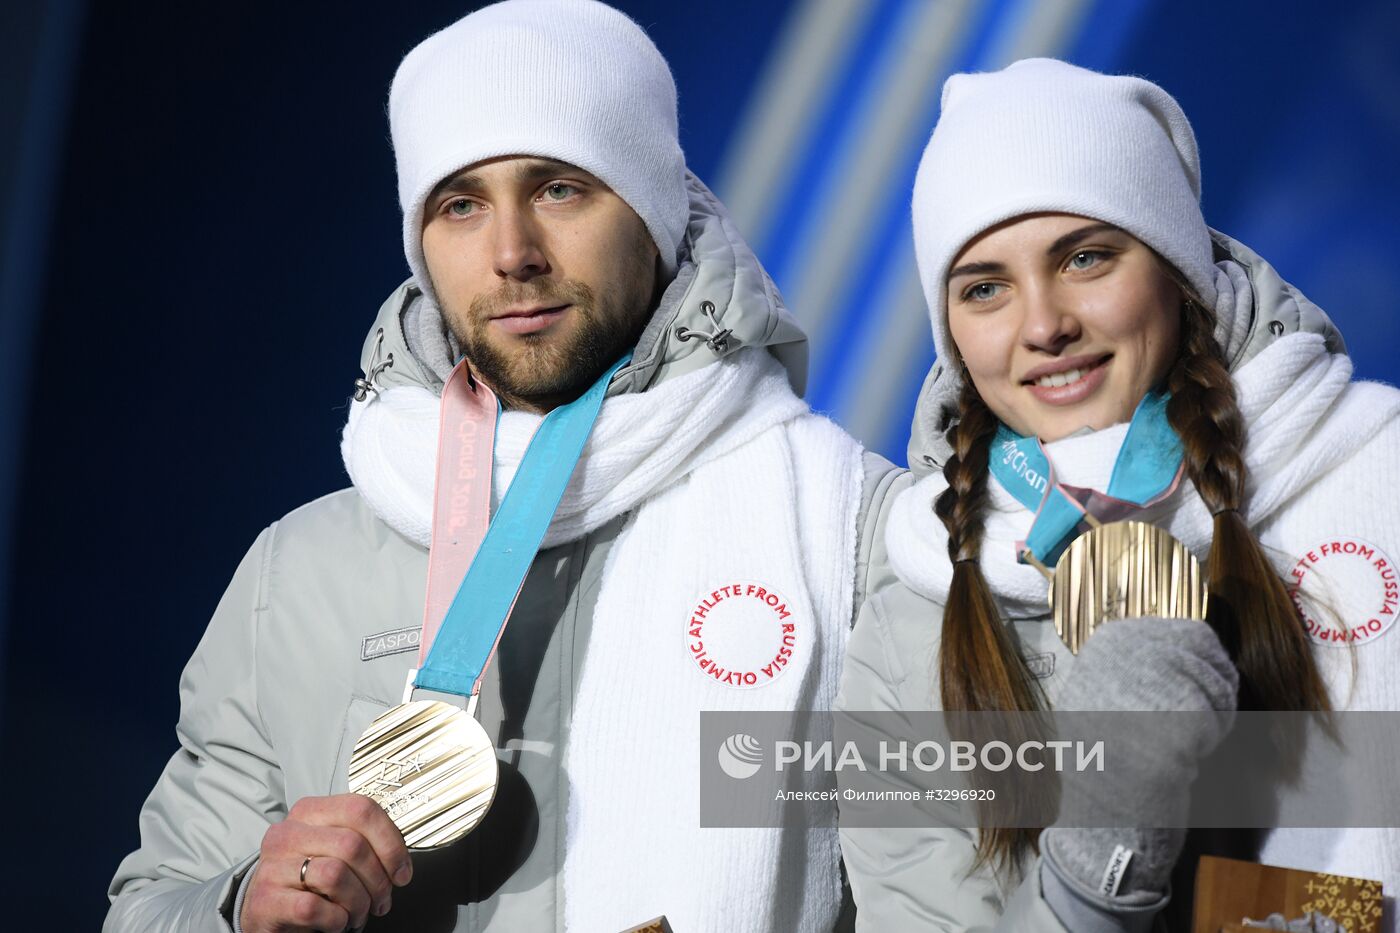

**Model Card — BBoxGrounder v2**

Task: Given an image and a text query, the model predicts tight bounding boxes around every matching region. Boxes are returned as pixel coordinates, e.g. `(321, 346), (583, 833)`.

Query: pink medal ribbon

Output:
(418, 359), (498, 668)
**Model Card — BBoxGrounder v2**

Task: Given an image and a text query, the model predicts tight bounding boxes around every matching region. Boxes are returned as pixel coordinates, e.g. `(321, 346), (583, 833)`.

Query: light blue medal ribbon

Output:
(988, 390), (1185, 568)
(414, 355), (629, 698)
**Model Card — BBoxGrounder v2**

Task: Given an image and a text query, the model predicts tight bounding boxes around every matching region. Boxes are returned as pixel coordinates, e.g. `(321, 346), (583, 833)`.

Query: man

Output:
(106, 2), (905, 930)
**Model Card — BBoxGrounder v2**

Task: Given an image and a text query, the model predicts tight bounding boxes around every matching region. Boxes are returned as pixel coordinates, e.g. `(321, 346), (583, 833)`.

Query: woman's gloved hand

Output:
(1042, 616), (1238, 907)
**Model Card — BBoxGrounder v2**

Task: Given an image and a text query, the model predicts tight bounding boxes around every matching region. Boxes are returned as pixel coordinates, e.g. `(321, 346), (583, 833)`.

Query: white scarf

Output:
(342, 348), (809, 550)
(887, 331), (1391, 616)
(342, 348), (861, 931)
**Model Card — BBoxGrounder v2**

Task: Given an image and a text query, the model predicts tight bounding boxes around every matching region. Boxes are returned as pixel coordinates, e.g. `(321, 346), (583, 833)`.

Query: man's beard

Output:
(450, 272), (653, 411)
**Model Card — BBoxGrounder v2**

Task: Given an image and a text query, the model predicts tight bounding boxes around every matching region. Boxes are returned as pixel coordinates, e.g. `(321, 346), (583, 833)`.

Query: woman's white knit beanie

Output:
(912, 58), (1218, 367)
(389, 0), (689, 301)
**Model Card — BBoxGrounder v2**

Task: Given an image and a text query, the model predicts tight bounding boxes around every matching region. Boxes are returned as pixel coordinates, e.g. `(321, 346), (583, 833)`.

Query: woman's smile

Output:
(1021, 352), (1113, 405)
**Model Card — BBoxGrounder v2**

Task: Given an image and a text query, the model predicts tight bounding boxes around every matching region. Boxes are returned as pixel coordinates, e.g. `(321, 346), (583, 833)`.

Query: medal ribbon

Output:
(988, 390), (1185, 568)
(418, 360), (498, 666)
(414, 355), (629, 698)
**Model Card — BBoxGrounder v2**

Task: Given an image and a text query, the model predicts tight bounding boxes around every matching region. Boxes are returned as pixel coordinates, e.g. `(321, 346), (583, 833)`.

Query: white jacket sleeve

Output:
(105, 528), (285, 933)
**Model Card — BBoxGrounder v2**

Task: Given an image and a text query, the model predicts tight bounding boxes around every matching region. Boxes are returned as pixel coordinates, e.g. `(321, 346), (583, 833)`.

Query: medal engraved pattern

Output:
(1050, 520), (1209, 654)
(349, 700), (498, 849)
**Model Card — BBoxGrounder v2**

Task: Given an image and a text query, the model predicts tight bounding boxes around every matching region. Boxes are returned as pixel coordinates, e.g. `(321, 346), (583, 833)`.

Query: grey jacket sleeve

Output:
(836, 595), (1073, 932)
(105, 528), (285, 933)
(851, 452), (910, 620)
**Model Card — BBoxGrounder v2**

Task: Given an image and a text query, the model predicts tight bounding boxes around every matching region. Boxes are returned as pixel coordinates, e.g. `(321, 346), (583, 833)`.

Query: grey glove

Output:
(1044, 616), (1238, 906)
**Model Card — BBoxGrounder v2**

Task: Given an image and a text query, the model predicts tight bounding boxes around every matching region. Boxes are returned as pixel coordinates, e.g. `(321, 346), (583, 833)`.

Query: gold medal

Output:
(348, 700), (498, 849)
(1046, 520), (1209, 654)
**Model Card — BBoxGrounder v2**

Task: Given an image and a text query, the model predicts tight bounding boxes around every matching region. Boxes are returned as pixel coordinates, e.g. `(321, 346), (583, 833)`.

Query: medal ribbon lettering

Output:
(418, 359), (498, 666)
(989, 390), (1185, 568)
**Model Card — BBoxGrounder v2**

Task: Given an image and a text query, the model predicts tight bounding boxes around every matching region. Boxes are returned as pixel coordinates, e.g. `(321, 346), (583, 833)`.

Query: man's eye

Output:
(447, 199), (477, 217)
(543, 183), (578, 201)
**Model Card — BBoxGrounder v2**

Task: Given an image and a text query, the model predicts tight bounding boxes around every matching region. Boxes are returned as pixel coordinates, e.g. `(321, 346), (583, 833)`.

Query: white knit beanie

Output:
(389, 0), (689, 301)
(912, 58), (1218, 367)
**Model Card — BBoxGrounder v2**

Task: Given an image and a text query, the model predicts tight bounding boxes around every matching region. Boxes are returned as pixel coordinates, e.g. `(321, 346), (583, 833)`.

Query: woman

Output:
(837, 58), (1400, 931)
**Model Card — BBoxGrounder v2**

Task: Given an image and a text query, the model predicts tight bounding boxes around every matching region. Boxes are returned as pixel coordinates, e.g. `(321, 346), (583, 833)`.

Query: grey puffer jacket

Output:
(836, 232), (1348, 933)
(105, 174), (906, 933)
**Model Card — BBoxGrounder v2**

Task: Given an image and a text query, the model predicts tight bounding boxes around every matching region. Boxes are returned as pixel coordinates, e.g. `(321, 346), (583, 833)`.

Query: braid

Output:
(1166, 301), (1247, 514)
(1167, 299), (1330, 713)
(934, 382), (1046, 872)
(935, 382), (999, 564)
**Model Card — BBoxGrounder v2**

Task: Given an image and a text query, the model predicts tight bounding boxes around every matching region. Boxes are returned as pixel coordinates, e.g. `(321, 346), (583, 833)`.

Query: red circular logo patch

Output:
(1287, 536), (1399, 647)
(684, 582), (800, 688)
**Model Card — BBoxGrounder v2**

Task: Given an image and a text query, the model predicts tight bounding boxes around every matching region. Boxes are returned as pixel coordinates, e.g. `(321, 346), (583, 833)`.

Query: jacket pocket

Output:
(330, 695), (393, 795)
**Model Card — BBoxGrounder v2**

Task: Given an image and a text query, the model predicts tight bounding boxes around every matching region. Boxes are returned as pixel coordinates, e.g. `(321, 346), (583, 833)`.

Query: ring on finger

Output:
(300, 855), (313, 889)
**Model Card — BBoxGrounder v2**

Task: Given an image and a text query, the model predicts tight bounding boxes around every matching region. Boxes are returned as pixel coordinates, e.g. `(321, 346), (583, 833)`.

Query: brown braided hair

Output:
(933, 381), (1046, 873)
(1166, 298), (1330, 714)
(933, 286), (1330, 873)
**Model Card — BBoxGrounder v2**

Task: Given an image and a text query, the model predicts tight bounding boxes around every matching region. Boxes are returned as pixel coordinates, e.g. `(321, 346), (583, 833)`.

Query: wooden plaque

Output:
(619, 917), (674, 933)
(1193, 855), (1382, 933)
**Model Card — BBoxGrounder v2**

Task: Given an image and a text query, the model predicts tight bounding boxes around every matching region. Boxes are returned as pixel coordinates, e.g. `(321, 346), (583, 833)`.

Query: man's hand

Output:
(240, 794), (412, 932)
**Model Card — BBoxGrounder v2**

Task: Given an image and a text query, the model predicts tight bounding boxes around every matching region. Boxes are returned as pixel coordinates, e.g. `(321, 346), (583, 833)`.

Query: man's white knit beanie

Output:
(389, 0), (689, 301)
(912, 58), (1218, 367)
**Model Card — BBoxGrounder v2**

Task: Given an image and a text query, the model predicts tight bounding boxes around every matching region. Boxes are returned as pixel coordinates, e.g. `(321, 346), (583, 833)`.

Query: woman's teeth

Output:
(1035, 367), (1087, 388)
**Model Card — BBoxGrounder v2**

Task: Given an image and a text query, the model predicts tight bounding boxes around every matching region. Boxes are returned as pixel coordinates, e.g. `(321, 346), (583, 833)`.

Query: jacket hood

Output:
(350, 171), (808, 402)
(905, 229), (1349, 477)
